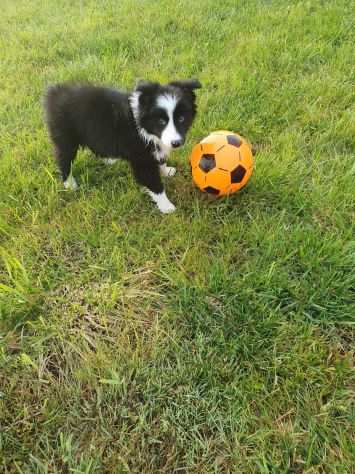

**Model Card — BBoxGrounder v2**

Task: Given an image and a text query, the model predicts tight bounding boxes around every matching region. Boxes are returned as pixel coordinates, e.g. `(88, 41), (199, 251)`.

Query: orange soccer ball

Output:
(189, 130), (254, 197)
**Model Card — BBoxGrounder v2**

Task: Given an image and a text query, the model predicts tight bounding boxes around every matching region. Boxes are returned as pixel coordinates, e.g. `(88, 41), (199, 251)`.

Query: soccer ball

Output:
(189, 130), (254, 196)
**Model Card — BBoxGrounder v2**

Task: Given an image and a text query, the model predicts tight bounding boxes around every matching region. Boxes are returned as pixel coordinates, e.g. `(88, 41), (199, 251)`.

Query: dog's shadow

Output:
(74, 152), (131, 190)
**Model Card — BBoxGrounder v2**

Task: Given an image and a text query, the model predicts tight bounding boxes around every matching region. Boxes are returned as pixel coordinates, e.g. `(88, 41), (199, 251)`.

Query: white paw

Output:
(158, 200), (176, 214)
(165, 166), (176, 177)
(63, 175), (78, 190)
(160, 164), (176, 177)
(145, 189), (176, 214)
(103, 158), (116, 165)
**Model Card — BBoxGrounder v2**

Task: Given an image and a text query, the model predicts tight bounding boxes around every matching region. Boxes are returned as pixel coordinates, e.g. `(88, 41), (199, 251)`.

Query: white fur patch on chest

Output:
(154, 143), (171, 163)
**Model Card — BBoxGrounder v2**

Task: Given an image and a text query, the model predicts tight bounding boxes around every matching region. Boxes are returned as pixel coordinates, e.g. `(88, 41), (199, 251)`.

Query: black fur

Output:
(43, 80), (201, 197)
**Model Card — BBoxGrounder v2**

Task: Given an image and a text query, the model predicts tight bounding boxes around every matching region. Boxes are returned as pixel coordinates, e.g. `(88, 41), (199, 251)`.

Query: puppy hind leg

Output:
(54, 144), (79, 190)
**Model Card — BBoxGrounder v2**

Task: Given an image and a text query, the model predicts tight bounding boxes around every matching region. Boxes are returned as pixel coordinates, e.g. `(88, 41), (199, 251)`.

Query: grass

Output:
(0, 0), (354, 472)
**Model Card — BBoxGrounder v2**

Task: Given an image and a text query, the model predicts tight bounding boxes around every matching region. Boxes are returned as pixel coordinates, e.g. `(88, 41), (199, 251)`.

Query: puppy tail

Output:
(43, 84), (75, 127)
(43, 84), (65, 109)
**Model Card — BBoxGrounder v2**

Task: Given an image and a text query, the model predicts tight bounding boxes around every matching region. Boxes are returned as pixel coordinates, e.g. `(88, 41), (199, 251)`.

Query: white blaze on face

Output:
(156, 94), (181, 148)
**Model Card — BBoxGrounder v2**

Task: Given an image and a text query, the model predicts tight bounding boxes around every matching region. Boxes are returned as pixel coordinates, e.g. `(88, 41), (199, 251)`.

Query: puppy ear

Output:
(169, 79), (202, 91)
(135, 80), (160, 94)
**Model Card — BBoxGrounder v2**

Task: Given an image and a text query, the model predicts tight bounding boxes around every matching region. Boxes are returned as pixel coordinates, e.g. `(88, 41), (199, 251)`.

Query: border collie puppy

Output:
(44, 79), (201, 213)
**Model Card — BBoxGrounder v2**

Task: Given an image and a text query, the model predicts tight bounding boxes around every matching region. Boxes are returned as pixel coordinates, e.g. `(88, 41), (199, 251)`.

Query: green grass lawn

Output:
(0, 0), (354, 472)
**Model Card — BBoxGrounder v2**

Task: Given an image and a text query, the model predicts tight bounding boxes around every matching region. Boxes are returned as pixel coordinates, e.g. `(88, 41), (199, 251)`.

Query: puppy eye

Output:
(178, 116), (185, 123)
(159, 118), (167, 126)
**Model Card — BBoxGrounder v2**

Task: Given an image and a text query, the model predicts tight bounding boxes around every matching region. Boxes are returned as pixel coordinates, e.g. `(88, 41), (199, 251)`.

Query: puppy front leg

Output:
(146, 188), (176, 214)
(131, 160), (176, 214)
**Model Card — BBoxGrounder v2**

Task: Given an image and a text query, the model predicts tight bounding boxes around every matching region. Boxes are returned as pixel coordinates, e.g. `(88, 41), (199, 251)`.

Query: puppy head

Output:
(130, 79), (201, 150)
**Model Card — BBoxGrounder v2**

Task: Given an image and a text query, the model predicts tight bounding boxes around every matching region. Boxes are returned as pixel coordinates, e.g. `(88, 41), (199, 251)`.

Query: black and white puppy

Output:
(44, 79), (201, 213)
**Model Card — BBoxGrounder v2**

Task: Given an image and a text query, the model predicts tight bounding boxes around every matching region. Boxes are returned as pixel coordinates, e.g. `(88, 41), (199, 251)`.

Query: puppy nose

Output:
(171, 139), (183, 148)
